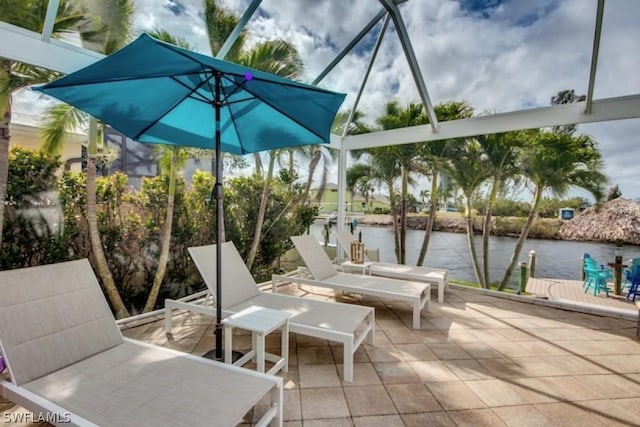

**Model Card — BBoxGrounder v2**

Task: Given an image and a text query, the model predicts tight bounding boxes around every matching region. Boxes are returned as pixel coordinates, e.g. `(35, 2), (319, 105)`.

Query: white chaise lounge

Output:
(274, 235), (430, 329)
(165, 242), (375, 383)
(0, 259), (282, 427)
(335, 230), (449, 303)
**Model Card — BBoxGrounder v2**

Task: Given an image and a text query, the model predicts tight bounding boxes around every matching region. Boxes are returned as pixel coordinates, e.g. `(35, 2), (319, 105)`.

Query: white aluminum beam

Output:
(585, 0), (605, 114)
(342, 14), (390, 138)
(216, 0), (262, 59)
(379, 0), (439, 133)
(343, 94), (640, 150)
(41, 0), (60, 42)
(312, 9), (387, 85)
(0, 21), (103, 73)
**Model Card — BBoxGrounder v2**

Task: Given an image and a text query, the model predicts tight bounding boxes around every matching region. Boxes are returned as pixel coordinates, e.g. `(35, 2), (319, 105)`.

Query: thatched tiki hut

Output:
(559, 198), (640, 245)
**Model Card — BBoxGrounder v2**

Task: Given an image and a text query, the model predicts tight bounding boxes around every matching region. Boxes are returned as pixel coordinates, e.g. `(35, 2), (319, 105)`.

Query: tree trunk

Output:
(481, 177), (500, 288)
(465, 197), (484, 287)
(246, 154), (275, 270)
(86, 155), (130, 318)
(417, 172), (438, 266)
(143, 150), (176, 313)
(253, 152), (263, 176)
(388, 185), (401, 262)
(0, 61), (11, 248)
(305, 148), (321, 201)
(288, 149), (294, 177)
(499, 187), (542, 290)
(399, 167), (409, 264)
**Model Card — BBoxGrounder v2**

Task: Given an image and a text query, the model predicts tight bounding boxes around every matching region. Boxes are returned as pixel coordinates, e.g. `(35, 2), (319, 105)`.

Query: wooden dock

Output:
(526, 277), (638, 318)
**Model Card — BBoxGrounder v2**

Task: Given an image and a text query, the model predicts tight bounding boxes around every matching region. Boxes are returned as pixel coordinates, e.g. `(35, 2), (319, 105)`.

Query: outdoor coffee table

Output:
(341, 260), (375, 275)
(222, 306), (290, 375)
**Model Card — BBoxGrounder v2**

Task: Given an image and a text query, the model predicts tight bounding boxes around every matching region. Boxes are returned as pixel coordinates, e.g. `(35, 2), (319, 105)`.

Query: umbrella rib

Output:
(169, 75), (213, 104)
(156, 40), (340, 96)
(132, 70), (216, 141)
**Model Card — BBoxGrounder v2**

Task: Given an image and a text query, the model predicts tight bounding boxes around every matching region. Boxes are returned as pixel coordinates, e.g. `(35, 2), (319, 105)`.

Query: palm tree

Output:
(498, 131), (606, 290)
(476, 131), (523, 287)
(202, 1), (305, 270)
(141, 31), (192, 312)
(416, 100), (473, 267)
(303, 110), (372, 205)
(143, 145), (189, 312)
(374, 101), (427, 264)
(238, 44), (303, 270)
(39, 0), (134, 318)
(368, 152), (403, 259)
(347, 163), (372, 204)
(445, 139), (491, 286)
(303, 144), (336, 203)
(0, 0), (90, 249)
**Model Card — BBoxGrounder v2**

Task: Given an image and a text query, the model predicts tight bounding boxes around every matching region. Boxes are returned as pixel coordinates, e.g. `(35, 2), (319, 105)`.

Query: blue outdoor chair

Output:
(583, 257), (612, 297)
(624, 260), (640, 302)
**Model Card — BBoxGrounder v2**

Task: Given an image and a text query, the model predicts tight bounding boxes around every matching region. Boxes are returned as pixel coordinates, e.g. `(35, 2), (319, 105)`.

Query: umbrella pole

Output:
(203, 73), (242, 364)
(214, 73), (224, 361)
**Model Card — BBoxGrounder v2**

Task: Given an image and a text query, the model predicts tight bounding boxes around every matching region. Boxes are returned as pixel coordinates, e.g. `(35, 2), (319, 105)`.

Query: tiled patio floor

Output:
(2, 284), (640, 426)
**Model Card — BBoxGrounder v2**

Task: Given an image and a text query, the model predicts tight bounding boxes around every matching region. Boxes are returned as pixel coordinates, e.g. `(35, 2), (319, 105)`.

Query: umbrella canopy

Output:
(36, 33), (345, 153)
(36, 33), (345, 360)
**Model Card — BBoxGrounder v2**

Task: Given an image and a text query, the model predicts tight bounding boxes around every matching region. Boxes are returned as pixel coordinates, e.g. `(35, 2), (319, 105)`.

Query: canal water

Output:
(309, 223), (640, 288)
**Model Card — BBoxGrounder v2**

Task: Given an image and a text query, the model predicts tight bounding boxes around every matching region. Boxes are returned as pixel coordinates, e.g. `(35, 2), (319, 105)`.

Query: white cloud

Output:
(11, 0), (640, 199)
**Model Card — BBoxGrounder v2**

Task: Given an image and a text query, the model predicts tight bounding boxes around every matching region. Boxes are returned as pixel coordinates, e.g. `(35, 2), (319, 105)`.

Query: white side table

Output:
(341, 260), (374, 275)
(222, 306), (290, 375)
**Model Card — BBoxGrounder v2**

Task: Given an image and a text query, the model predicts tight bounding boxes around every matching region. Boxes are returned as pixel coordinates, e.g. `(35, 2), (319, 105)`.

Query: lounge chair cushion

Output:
(189, 244), (261, 307)
(228, 293), (370, 336)
(320, 273), (428, 298)
(0, 259), (123, 385)
(288, 235), (339, 281)
(22, 341), (273, 427)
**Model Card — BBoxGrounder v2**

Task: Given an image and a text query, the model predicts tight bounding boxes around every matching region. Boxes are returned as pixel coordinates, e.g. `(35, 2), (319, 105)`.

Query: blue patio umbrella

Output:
(36, 33), (345, 360)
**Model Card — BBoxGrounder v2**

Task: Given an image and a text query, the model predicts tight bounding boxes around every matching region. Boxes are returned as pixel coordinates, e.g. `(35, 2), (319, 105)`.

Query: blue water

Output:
(309, 223), (640, 287)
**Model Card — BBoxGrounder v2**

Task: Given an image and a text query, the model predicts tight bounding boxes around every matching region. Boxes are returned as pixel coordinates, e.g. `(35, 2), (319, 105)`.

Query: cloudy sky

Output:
(16, 0), (640, 200)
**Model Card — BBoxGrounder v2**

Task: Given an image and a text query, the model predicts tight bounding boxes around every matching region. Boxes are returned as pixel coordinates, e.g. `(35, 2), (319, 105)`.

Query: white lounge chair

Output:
(165, 242), (375, 383)
(275, 235), (430, 329)
(335, 230), (449, 303)
(0, 259), (282, 427)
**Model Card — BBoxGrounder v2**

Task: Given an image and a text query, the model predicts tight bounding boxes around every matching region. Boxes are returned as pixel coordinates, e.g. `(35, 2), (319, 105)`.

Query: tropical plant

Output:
(202, 2), (305, 271)
(142, 146), (189, 312)
(38, 0), (134, 318)
(347, 163), (373, 210)
(415, 100), (474, 267)
(374, 101), (427, 264)
(445, 138), (492, 286)
(139, 31), (192, 312)
(0, 147), (64, 268)
(476, 131), (524, 287)
(0, 0), (90, 249)
(498, 131), (607, 290)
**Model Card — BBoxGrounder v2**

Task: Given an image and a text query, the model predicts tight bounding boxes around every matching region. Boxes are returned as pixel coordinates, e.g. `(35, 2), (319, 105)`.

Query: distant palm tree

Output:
(498, 131), (606, 290)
